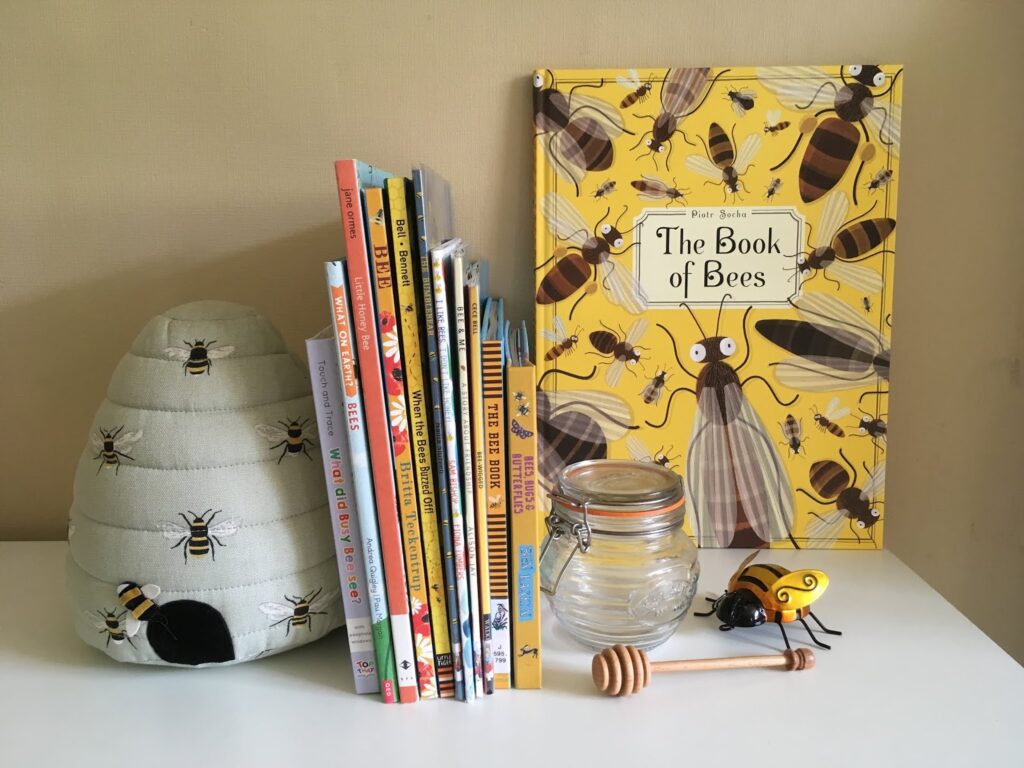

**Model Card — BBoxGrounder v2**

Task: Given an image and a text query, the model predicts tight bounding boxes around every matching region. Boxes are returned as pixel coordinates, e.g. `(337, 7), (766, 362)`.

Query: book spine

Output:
(453, 253), (484, 699)
(325, 261), (397, 703)
(334, 165), (418, 704)
(414, 185), (464, 700)
(386, 177), (454, 699)
(306, 336), (380, 695)
(367, 186), (438, 700)
(482, 336), (512, 688)
(431, 242), (476, 701)
(507, 362), (541, 689)
(467, 274), (494, 695)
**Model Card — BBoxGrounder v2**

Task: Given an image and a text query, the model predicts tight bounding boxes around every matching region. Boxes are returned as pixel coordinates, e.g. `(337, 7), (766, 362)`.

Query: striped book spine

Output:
(482, 301), (511, 688)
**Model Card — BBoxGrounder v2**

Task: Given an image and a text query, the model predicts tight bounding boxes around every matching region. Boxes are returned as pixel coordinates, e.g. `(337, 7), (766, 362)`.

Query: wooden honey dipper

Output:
(592, 643), (815, 697)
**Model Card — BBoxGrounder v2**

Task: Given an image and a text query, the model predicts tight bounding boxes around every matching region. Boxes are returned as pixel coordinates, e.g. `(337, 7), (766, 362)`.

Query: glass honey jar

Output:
(539, 459), (700, 651)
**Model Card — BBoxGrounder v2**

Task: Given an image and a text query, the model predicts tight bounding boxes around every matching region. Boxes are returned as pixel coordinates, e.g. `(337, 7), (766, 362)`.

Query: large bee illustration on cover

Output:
(533, 66), (901, 549)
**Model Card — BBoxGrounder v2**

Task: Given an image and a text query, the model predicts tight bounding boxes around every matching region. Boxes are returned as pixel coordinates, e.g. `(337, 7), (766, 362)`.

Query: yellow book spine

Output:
(507, 362), (540, 688)
(386, 177), (455, 698)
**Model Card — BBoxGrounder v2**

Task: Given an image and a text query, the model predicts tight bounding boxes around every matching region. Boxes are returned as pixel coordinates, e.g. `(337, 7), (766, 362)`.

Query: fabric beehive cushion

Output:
(66, 301), (343, 666)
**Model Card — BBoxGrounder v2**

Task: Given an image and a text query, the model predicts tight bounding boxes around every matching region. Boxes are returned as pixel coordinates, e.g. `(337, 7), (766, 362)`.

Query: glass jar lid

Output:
(557, 459), (683, 514)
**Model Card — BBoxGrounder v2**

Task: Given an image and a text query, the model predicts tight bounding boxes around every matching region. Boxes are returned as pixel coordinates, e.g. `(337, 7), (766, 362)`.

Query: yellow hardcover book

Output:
(386, 177), (456, 698)
(534, 66), (901, 550)
(368, 184), (436, 699)
(506, 322), (540, 688)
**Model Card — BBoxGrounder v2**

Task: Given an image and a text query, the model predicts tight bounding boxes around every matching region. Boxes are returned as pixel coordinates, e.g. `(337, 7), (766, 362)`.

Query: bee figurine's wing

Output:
(685, 153), (722, 181)
(208, 517), (241, 538)
(163, 347), (191, 362)
(206, 345), (235, 359)
(156, 522), (189, 539)
(815, 191), (849, 248)
(826, 260), (884, 294)
(866, 99), (901, 156)
(124, 615), (143, 638)
(542, 193), (590, 247)
(259, 602), (294, 621)
(733, 133), (762, 174)
(764, 569), (829, 611)
(255, 424), (287, 442)
(140, 584), (161, 600)
(597, 259), (648, 315)
(756, 67), (836, 110)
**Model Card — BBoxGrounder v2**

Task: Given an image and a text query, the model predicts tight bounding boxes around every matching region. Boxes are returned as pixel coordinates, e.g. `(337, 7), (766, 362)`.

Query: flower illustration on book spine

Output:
(410, 597), (436, 698)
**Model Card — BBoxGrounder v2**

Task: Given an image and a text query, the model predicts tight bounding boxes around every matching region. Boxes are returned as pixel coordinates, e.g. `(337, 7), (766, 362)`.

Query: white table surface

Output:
(1, 542), (1019, 767)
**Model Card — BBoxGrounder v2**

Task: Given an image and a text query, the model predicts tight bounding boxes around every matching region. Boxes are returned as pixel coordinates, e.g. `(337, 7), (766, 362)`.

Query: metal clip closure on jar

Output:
(539, 459), (686, 596)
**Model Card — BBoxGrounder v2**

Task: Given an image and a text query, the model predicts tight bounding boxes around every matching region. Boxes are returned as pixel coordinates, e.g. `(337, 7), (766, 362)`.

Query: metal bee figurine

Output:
(695, 551), (842, 650)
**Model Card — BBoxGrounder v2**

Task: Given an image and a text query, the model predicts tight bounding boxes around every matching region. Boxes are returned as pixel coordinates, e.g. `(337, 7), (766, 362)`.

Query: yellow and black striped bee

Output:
(90, 608), (134, 647)
(158, 509), (240, 562)
(256, 418), (317, 462)
(695, 552), (842, 650)
(116, 581), (165, 638)
(259, 587), (336, 636)
(91, 425), (143, 475)
(762, 110), (790, 136)
(812, 396), (850, 438)
(164, 339), (235, 375)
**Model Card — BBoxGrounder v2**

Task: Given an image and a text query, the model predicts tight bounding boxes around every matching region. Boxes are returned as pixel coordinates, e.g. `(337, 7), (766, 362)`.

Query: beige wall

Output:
(2, 1), (1022, 660)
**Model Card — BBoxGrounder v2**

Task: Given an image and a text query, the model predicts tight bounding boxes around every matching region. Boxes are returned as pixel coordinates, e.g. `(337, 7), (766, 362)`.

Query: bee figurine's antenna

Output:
(591, 644), (815, 697)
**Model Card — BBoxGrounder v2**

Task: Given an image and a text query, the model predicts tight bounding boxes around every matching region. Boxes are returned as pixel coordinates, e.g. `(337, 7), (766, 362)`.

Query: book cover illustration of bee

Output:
(533, 65), (900, 549)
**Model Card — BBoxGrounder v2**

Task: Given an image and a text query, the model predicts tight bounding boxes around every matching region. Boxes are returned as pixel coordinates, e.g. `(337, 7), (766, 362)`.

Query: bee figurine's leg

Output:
(808, 611), (842, 636)
(775, 618), (792, 650)
(797, 617), (832, 650)
(693, 596), (719, 617)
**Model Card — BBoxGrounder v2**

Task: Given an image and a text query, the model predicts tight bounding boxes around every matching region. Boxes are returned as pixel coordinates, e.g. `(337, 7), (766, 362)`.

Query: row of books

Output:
(305, 161), (540, 702)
